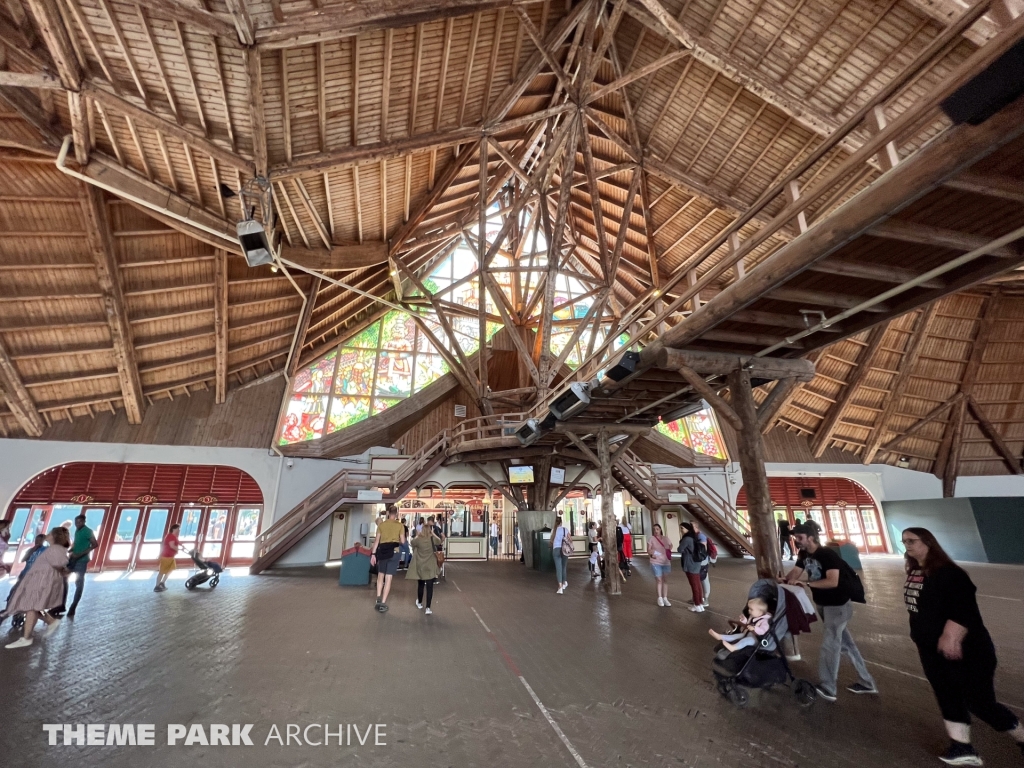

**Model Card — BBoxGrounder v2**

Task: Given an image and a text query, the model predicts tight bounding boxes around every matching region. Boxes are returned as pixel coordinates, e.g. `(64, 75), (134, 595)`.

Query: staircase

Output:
(250, 430), (450, 574)
(611, 451), (752, 558)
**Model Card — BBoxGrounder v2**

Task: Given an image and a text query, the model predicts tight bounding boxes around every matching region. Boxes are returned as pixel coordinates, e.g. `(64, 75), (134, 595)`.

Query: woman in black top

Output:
(902, 527), (1024, 766)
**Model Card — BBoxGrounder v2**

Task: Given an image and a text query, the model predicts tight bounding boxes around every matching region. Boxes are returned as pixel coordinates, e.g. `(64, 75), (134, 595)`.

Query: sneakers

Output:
(416, 600), (423, 610)
(556, 587), (564, 595)
(424, 608), (432, 615)
(657, 597), (665, 606)
(846, 682), (879, 695)
(687, 605), (704, 613)
(702, 600), (709, 608)
(786, 654), (802, 662)
(663, 598), (671, 607)
(938, 741), (982, 766)
(5, 637), (33, 649)
(154, 584), (166, 592)
(43, 619), (63, 638)
(66, 609), (76, 619)
(376, 603), (389, 613)
(815, 686), (837, 702)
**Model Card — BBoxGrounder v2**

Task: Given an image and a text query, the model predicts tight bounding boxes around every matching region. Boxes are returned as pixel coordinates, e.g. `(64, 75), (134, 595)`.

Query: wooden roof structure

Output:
(1, 0), (1023, 491)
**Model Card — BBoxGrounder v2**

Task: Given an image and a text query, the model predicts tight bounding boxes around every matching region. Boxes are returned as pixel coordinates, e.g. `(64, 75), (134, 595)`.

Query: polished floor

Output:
(1, 556), (1021, 768)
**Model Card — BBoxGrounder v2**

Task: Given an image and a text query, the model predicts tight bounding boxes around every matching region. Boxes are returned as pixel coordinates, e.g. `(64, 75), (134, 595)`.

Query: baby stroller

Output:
(2, 579), (26, 630)
(184, 549), (222, 590)
(712, 578), (816, 708)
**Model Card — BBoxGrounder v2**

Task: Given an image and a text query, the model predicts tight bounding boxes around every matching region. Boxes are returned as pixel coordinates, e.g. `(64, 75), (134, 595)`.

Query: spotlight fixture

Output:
(549, 381), (592, 420)
(897, 456), (911, 469)
(605, 351), (641, 383)
(237, 219), (275, 268)
(234, 176), (277, 268)
(515, 418), (543, 447)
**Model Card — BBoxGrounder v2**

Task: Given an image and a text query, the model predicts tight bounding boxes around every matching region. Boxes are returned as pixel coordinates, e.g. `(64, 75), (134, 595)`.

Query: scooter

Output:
(184, 549), (223, 590)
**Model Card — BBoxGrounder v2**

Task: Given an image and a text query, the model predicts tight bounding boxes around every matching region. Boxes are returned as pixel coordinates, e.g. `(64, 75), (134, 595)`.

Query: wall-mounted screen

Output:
(508, 466), (535, 484)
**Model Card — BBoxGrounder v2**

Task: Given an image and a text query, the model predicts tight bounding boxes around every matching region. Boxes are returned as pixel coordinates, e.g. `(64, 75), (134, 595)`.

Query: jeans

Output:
(818, 602), (876, 695)
(398, 542), (410, 565)
(61, 556), (89, 613)
(490, 536), (499, 556)
(553, 550), (567, 584)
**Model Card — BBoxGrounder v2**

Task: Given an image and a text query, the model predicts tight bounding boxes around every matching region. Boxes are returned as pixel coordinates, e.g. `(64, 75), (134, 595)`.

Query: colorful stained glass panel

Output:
(279, 395), (329, 445)
(373, 398), (402, 415)
(380, 312), (417, 351)
(376, 351), (413, 396)
(291, 351), (337, 395)
(683, 409), (727, 459)
(415, 354), (448, 390)
(328, 397), (371, 433)
(334, 348), (376, 396)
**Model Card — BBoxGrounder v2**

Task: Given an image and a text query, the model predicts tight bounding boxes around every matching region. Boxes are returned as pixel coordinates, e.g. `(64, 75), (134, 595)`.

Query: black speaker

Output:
(941, 37), (1024, 126)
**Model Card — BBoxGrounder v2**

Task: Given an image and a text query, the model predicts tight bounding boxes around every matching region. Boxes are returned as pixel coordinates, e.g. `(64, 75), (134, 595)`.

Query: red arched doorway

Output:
(3, 463), (264, 573)
(736, 477), (889, 554)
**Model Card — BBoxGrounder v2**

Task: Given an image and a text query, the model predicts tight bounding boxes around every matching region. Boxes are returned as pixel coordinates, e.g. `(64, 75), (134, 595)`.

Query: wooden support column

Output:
(214, 250), (229, 404)
(81, 186), (145, 424)
(0, 337), (45, 437)
(728, 366), (783, 579)
(811, 322), (889, 457)
(597, 429), (622, 596)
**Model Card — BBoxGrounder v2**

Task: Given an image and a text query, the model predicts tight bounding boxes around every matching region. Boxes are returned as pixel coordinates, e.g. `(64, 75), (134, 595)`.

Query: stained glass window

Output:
(655, 406), (728, 460)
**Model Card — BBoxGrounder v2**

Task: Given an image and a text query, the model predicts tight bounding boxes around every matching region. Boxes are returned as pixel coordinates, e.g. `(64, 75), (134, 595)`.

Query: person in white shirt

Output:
(489, 520), (499, 556)
(586, 522), (600, 578)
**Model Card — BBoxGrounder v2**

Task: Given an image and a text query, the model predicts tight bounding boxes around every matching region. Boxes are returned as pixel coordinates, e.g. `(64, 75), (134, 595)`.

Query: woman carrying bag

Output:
(406, 524), (443, 615)
(551, 516), (572, 594)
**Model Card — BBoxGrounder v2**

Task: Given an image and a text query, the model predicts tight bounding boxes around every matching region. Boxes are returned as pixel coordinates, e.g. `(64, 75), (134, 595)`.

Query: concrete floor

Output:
(1, 556), (1021, 768)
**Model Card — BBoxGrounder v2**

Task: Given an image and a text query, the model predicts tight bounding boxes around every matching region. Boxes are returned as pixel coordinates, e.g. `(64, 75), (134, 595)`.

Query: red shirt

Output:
(161, 533), (180, 559)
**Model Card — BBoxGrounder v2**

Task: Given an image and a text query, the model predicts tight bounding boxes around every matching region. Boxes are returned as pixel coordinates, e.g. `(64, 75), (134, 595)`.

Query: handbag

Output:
(560, 527), (574, 557)
(435, 549), (445, 568)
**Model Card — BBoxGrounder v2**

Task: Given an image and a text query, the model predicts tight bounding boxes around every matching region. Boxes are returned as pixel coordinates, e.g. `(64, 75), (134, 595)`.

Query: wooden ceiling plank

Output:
(96, 0), (149, 105)
(0, 338), (45, 436)
(861, 304), (939, 464)
(879, 392), (964, 454)
(868, 219), (1021, 258)
(135, 4), (180, 124)
(80, 185), (145, 424)
(25, 0), (81, 90)
(214, 249), (228, 404)
(245, 46), (267, 176)
(181, 140), (203, 207)
(222, 0), (254, 45)
(94, 99), (126, 165)
(136, 0), (237, 40)
(172, 20), (208, 137)
(944, 172), (1024, 204)
(124, 114), (151, 180)
(968, 395), (1023, 474)
(208, 37), (235, 152)
(810, 321), (889, 457)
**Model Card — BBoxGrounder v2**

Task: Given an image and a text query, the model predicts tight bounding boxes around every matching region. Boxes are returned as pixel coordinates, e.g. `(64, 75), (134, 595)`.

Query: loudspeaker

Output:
(941, 37), (1024, 126)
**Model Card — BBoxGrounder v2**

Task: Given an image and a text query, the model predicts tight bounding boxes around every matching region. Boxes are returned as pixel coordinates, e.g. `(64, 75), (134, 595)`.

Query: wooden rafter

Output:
(214, 249), (229, 404)
(80, 185), (145, 424)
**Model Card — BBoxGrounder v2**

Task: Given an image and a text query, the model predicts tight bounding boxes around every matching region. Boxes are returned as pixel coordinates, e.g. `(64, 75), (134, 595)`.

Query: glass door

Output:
(107, 507), (144, 566)
(859, 507), (888, 553)
(842, 506), (866, 552)
(200, 508), (230, 560)
(228, 507), (262, 563)
(5, 505), (50, 575)
(176, 506), (205, 562)
(132, 508), (171, 569)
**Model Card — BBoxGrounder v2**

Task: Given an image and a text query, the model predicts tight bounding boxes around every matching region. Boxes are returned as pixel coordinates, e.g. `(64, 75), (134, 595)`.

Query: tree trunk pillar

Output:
(728, 367), (783, 579)
(597, 429), (621, 595)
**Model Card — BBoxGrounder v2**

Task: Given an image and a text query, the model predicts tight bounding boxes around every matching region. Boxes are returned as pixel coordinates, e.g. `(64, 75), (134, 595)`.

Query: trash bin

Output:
(827, 541), (863, 571)
(339, 544), (372, 586)
(533, 530), (554, 572)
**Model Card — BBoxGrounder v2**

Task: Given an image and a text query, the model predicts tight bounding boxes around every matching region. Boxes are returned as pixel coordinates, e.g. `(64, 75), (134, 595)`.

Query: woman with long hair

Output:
(405, 522), (442, 615)
(5, 527), (70, 648)
(648, 523), (673, 607)
(550, 516), (571, 594)
(902, 527), (1024, 765)
(678, 522), (704, 612)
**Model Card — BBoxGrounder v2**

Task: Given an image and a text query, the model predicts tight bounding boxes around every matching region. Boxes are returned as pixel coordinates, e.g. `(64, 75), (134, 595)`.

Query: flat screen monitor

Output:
(508, 465), (535, 484)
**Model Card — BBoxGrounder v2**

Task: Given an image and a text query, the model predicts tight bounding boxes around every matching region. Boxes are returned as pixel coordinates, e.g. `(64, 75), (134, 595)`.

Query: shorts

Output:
(377, 555), (399, 576)
(652, 563), (671, 578)
(158, 557), (176, 576)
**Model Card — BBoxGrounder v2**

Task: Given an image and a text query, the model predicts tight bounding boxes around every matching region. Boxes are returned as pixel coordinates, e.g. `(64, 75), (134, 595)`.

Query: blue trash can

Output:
(827, 542), (863, 571)
(339, 544), (372, 586)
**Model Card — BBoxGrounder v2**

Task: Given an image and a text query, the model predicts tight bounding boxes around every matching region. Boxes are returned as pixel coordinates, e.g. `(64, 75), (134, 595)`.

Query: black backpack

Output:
(693, 536), (708, 562)
(839, 560), (866, 604)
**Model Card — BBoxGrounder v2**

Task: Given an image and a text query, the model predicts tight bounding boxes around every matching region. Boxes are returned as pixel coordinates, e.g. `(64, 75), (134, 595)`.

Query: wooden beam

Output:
(968, 395), (1023, 475)
(806, 258), (945, 288)
(861, 304), (938, 464)
(24, 0), (81, 89)
(597, 430), (622, 595)
(0, 71), (61, 88)
(134, 0), (238, 40)
(810, 322), (889, 457)
(675, 366), (742, 430)
(214, 249), (228, 404)
(0, 336), (45, 436)
(646, 92), (1024, 355)
(940, 398), (966, 498)
(756, 375), (801, 433)
(648, 347), (816, 381)
(868, 219), (1022, 258)
(728, 366), (782, 579)
(879, 392), (964, 454)
(80, 185), (145, 424)
(245, 47), (267, 177)
(944, 172), (1024, 204)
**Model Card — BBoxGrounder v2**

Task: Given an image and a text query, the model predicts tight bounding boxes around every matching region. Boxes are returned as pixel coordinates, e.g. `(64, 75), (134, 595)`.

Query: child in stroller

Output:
(708, 596), (771, 652)
(711, 578), (817, 708)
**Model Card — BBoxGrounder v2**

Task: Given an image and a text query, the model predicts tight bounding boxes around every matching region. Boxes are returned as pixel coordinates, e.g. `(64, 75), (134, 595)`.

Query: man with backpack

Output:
(784, 523), (878, 702)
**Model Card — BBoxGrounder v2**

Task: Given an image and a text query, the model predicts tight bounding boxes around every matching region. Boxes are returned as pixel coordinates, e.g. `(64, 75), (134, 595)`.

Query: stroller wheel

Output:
(185, 577), (198, 591)
(12, 614), (25, 630)
(716, 678), (731, 697)
(727, 686), (750, 708)
(794, 679), (816, 707)
(209, 575), (220, 588)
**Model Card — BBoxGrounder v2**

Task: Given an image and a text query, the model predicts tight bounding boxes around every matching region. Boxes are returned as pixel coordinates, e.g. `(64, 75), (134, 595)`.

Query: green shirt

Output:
(71, 525), (94, 558)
